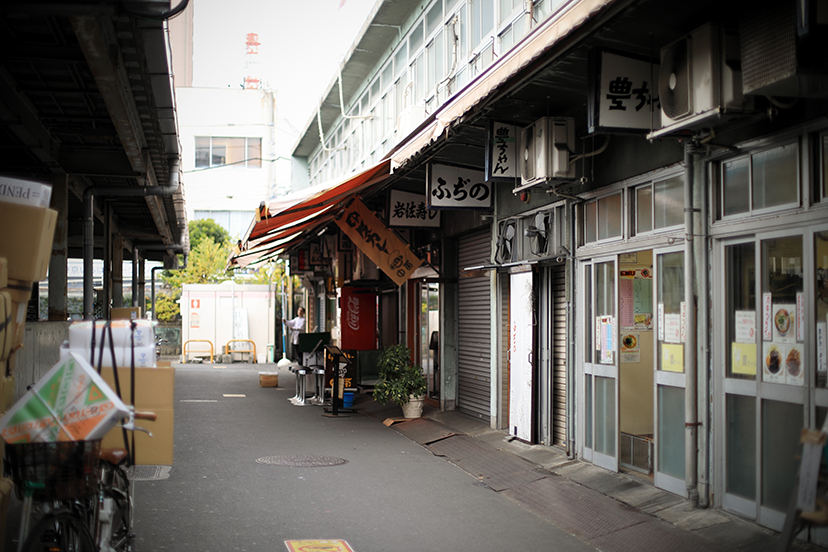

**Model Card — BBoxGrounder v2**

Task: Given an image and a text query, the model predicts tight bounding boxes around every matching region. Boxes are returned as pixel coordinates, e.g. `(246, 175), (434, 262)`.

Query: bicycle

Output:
(5, 407), (156, 552)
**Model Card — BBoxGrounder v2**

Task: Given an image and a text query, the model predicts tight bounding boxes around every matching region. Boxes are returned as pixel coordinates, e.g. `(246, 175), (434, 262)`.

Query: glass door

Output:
(419, 282), (440, 401)
(653, 249), (687, 496)
(582, 257), (620, 471)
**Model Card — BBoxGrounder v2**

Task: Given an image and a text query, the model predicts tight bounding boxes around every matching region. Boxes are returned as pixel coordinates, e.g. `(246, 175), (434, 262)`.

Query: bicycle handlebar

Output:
(133, 411), (157, 422)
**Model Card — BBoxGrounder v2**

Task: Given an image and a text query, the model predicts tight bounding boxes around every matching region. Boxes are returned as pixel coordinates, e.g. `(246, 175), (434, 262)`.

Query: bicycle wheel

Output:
(104, 466), (133, 551)
(22, 509), (96, 552)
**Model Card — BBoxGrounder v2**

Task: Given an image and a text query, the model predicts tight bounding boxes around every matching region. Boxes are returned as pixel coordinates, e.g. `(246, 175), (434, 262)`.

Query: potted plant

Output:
(373, 344), (427, 418)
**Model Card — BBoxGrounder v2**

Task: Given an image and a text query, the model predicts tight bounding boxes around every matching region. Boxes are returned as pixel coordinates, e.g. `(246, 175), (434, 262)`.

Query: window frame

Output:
(193, 136), (263, 170)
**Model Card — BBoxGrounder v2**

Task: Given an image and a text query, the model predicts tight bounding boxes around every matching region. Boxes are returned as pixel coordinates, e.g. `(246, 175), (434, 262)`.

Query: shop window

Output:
(726, 242), (756, 380)
(822, 134), (828, 202)
(761, 236), (803, 387)
(761, 399), (802, 512)
(657, 252), (684, 373)
(816, 231), (828, 387)
(582, 193), (623, 244)
(718, 141), (799, 219)
(635, 175), (684, 234)
(657, 385), (685, 479)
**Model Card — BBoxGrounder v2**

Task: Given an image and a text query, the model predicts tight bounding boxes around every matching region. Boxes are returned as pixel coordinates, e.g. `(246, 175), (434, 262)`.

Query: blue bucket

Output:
(342, 392), (355, 408)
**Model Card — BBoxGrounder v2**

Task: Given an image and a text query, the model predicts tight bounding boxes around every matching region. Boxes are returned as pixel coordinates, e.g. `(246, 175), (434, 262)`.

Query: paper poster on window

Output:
(818, 321), (828, 376)
(634, 313), (653, 330)
(731, 342), (757, 376)
(619, 278), (634, 328)
(621, 333), (640, 363)
(772, 303), (797, 344)
(680, 301), (687, 343)
(661, 343), (684, 372)
(633, 276), (653, 315)
(664, 313), (682, 343)
(600, 316), (615, 364)
(762, 293), (773, 341)
(786, 344), (804, 386)
(763, 342), (786, 384)
(658, 303), (664, 342)
(735, 311), (757, 343)
(796, 292), (804, 342)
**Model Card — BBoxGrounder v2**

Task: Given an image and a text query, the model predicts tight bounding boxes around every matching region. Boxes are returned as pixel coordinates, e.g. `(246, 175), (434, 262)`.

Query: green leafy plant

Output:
(372, 344), (427, 405)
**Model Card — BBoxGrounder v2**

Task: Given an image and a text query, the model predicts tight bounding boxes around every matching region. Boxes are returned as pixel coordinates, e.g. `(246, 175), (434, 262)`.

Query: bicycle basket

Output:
(4, 440), (101, 500)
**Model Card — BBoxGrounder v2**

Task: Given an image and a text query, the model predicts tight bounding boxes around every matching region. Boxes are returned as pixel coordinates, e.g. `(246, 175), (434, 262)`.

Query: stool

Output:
(290, 367), (308, 405)
(309, 367), (326, 405)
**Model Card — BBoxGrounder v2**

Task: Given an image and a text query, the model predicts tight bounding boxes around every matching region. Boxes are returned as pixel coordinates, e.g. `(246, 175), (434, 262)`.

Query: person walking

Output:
(284, 307), (306, 363)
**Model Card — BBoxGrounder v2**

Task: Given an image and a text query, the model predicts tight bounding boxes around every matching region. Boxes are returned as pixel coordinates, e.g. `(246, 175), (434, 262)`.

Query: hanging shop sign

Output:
(388, 190), (440, 228)
(485, 122), (518, 181)
(335, 197), (422, 287)
(427, 164), (492, 210)
(588, 49), (660, 134)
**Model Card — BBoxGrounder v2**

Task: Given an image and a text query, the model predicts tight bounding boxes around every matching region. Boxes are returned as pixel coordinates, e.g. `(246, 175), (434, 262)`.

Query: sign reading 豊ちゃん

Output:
(486, 122), (518, 180)
(335, 197), (422, 287)
(427, 164), (491, 210)
(388, 190), (440, 228)
(588, 49), (661, 133)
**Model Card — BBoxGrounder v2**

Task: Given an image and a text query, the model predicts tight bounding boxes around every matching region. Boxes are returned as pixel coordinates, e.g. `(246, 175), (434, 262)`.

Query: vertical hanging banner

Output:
(339, 287), (376, 351)
(335, 197), (422, 287)
(486, 122), (518, 180)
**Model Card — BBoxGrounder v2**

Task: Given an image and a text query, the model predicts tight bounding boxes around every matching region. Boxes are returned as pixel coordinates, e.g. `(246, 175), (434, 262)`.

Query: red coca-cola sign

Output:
(340, 287), (376, 351)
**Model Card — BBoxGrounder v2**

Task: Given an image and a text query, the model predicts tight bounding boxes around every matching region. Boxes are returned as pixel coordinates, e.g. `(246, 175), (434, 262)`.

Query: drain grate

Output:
(129, 465), (171, 481)
(256, 455), (348, 468)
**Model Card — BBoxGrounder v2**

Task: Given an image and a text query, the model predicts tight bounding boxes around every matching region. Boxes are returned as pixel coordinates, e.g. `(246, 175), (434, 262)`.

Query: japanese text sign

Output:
(335, 197), (422, 287)
(388, 190), (440, 228)
(486, 122), (518, 180)
(589, 49), (661, 133)
(427, 164), (492, 210)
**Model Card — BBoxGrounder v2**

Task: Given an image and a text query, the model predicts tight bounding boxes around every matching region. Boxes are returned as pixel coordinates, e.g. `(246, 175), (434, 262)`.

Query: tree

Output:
(155, 220), (233, 322)
(189, 218), (230, 248)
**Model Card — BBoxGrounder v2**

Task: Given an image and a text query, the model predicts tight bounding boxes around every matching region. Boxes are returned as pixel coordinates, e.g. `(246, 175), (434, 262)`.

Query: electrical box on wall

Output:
(519, 117), (576, 190)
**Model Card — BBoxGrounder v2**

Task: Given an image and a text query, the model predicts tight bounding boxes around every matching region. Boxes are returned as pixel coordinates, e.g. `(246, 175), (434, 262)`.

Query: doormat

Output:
(285, 540), (355, 552)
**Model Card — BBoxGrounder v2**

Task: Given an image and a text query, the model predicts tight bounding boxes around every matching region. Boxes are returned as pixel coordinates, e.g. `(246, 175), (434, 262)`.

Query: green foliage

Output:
(154, 292), (180, 322)
(372, 345), (427, 406)
(163, 238), (230, 289)
(189, 218), (230, 247)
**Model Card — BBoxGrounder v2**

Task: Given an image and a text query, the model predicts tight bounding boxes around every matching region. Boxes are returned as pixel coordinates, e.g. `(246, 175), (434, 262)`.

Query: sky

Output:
(190, 0), (377, 148)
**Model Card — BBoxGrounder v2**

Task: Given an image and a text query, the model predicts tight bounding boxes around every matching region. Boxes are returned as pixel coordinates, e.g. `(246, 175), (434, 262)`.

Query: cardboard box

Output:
(0, 203), (57, 282)
(111, 307), (142, 320)
(0, 176), (52, 208)
(99, 366), (174, 409)
(99, 367), (175, 465)
(0, 258), (6, 289)
(156, 360), (172, 368)
(259, 372), (279, 387)
(0, 291), (11, 361)
(101, 407), (173, 465)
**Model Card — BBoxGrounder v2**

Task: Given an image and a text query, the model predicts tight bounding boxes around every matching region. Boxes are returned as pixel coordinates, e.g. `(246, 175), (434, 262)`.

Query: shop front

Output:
(712, 126), (828, 538)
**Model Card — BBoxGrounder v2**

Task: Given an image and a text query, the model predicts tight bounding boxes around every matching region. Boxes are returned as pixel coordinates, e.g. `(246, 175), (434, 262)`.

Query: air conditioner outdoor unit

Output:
(519, 117), (575, 189)
(656, 23), (751, 134)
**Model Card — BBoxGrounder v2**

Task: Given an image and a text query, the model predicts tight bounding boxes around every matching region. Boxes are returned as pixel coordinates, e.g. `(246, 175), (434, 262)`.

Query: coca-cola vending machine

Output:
(340, 287), (376, 351)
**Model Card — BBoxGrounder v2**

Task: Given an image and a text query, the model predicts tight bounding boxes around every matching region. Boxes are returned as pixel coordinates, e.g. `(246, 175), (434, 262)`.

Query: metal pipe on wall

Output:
(684, 142), (699, 508)
(696, 151), (711, 508)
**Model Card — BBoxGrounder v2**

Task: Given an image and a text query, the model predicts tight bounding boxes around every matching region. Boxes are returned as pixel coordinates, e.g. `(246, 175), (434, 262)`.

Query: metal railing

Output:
(181, 340), (214, 363)
(223, 339), (257, 363)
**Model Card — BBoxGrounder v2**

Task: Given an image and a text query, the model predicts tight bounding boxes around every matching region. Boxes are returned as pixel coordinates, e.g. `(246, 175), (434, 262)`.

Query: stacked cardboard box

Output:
(0, 181), (58, 540)
(99, 367), (175, 465)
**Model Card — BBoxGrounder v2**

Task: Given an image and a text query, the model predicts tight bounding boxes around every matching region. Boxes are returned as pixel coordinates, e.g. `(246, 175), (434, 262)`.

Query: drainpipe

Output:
(696, 149), (711, 508)
(83, 159), (183, 319)
(684, 141), (699, 508)
(566, 198), (576, 460)
(150, 251), (188, 320)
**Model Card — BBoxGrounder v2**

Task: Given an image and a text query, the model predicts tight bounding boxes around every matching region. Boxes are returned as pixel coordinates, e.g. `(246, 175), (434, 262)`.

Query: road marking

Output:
(284, 540), (355, 552)
(223, 394), (246, 398)
(180, 399), (218, 403)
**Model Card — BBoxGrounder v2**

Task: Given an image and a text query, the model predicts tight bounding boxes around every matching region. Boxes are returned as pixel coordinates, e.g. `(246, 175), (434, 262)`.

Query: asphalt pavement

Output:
(131, 362), (594, 552)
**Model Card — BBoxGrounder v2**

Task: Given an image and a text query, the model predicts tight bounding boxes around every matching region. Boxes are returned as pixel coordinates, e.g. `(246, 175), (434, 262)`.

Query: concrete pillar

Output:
(441, 238), (458, 411)
(48, 173), (69, 321)
(102, 204), (111, 319)
(112, 234), (124, 308)
(138, 258), (146, 314)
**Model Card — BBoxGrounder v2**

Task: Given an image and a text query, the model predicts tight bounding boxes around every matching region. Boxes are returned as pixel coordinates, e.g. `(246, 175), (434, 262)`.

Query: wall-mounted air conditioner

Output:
(654, 23), (751, 136)
(519, 117), (575, 189)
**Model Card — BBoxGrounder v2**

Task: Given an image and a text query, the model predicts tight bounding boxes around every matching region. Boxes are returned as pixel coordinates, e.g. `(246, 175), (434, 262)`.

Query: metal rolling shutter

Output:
(457, 231), (491, 420)
(552, 266), (567, 446)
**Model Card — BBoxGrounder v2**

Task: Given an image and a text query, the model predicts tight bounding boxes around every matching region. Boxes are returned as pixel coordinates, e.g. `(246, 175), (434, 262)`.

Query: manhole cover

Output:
(256, 455), (348, 468)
